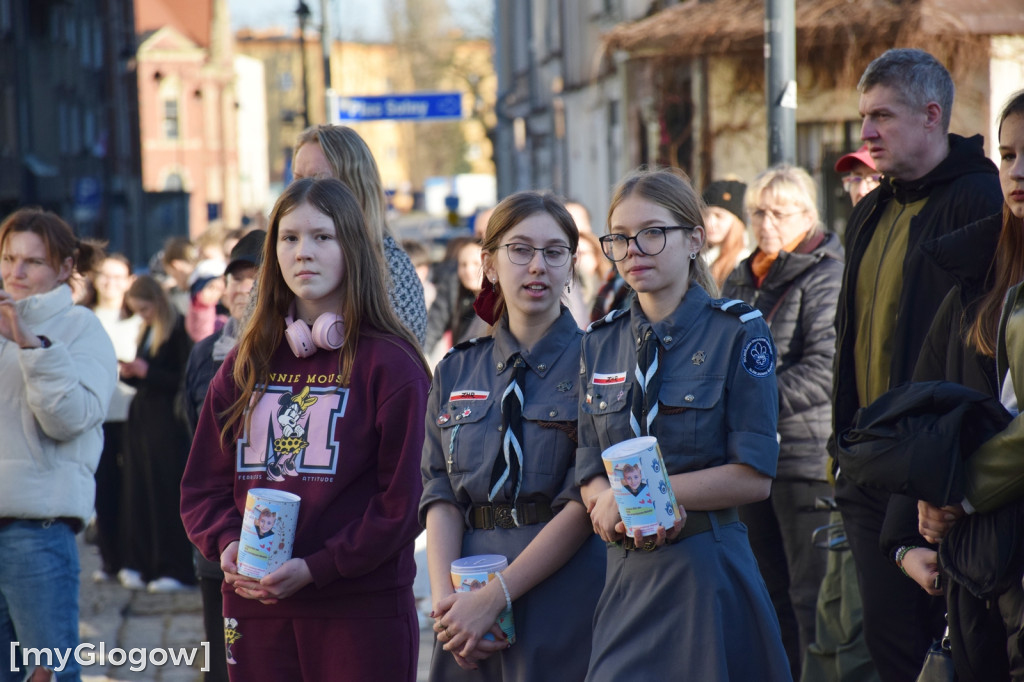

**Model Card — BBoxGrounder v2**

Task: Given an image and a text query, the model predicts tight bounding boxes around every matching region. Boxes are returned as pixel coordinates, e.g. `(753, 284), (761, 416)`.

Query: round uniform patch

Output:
(741, 336), (775, 377)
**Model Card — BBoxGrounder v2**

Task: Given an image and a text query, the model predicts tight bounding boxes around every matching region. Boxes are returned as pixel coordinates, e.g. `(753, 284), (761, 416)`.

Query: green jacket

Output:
(964, 281), (1024, 513)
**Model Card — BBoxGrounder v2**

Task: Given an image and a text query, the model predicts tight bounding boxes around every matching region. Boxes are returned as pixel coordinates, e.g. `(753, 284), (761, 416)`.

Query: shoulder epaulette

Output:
(443, 335), (493, 357)
(711, 298), (763, 323)
(585, 308), (629, 334)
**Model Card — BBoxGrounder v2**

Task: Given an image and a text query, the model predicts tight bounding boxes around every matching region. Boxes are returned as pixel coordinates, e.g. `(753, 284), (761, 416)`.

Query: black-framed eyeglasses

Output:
(499, 242), (573, 267)
(599, 225), (695, 262)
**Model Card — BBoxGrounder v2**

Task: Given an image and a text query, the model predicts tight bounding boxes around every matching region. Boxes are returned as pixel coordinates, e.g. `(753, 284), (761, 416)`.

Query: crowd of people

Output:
(2, 46), (1023, 682)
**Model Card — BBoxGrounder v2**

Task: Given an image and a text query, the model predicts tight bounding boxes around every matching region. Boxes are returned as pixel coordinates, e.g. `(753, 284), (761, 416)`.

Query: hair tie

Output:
(473, 276), (501, 325)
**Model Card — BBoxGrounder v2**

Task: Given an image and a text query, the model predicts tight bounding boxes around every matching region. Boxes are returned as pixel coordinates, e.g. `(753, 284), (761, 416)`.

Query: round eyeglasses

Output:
(598, 225), (695, 262)
(499, 243), (573, 267)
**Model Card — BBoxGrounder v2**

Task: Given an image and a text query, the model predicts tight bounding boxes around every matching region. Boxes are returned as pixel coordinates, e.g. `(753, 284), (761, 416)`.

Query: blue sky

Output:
(230, 0), (492, 41)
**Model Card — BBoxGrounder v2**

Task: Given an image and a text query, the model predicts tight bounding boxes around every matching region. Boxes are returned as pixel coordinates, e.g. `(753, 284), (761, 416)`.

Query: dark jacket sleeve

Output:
(880, 493), (932, 562)
(180, 334), (220, 435)
(425, 275), (457, 352)
(877, 292), (964, 560)
(180, 354), (245, 562)
(913, 288), (960, 384)
(776, 258), (842, 422)
(138, 319), (194, 393)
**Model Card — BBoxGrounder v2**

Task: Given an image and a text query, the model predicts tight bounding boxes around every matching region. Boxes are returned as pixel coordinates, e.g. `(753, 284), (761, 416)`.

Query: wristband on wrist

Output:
(495, 571), (512, 612)
(894, 545), (919, 576)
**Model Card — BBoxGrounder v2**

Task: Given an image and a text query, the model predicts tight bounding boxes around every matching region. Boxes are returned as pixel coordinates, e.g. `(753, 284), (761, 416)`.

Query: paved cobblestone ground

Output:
(75, 537), (433, 681)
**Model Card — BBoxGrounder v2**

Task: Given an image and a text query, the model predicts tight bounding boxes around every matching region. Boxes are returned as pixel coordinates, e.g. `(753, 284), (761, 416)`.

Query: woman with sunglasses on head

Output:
(421, 191), (604, 680)
(578, 167), (792, 681)
(721, 165), (843, 679)
(181, 178), (430, 681)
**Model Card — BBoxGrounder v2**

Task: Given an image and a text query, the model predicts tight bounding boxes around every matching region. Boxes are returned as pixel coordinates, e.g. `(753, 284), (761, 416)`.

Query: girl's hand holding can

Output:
(588, 487), (624, 543)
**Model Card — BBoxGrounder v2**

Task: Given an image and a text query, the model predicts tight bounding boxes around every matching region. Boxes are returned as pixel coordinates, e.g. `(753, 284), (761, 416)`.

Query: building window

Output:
(84, 108), (96, 153)
(58, 102), (68, 154)
(93, 20), (102, 69)
(70, 104), (81, 153)
(80, 16), (91, 66)
(165, 173), (183, 191)
(0, 0), (11, 35)
(164, 99), (179, 140)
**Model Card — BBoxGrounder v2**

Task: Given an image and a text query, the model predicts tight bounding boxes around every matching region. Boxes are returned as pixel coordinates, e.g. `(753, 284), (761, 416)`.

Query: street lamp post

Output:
(296, 1), (311, 129)
(765, 0), (796, 165)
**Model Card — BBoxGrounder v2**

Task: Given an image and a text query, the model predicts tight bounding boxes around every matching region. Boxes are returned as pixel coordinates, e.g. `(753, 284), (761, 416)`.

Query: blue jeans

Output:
(0, 520), (81, 682)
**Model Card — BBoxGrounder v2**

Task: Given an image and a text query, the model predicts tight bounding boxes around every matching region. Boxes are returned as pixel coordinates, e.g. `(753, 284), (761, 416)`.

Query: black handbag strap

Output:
(765, 283), (796, 325)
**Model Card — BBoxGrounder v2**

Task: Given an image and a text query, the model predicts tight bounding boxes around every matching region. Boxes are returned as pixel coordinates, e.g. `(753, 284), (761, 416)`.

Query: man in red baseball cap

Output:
(835, 144), (881, 206)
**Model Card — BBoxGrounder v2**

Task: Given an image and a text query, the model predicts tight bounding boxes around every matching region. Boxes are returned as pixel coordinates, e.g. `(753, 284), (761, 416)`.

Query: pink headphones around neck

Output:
(284, 305), (345, 358)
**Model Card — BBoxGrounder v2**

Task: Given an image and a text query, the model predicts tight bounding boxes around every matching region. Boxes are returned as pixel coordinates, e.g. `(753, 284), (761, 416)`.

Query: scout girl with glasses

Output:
(577, 167), (792, 681)
(421, 191), (604, 680)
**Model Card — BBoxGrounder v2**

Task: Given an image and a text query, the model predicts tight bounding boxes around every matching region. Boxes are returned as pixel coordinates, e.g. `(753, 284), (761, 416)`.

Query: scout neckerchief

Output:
(489, 353), (526, 523)
(630, 330), (661, 437)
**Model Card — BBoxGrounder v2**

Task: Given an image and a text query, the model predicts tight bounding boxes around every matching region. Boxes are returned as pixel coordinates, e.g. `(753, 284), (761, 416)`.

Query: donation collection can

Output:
(601, 436), (681, 537)
(236, 488), (301, 579)
(450, 554), (516, 644)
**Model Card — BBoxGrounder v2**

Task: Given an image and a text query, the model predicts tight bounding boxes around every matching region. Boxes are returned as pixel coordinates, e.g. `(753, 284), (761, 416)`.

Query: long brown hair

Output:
(126, 275), (178, 355)
(966, 90), (1024, 357)
(708, 217), (747, 288)
(220, 178), (429, 442)
(606, 167), (718, 297)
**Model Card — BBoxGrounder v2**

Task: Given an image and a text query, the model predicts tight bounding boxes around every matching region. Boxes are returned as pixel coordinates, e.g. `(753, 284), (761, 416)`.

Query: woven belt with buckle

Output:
(471, 501), (554, 530)
(621, 508), (739, 551)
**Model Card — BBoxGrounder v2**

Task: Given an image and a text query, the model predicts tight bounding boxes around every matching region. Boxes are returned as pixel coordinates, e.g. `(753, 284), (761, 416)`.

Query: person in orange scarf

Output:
(722, 164), (845, 679)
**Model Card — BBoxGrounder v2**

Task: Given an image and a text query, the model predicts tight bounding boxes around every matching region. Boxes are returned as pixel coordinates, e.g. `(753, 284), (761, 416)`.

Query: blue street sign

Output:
(330, 92), (463, 122)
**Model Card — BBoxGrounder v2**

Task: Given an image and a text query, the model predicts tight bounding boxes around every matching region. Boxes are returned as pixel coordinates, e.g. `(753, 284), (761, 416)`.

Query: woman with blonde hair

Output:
(578, 167), (790, 680)
(181, 178), (430, 681)
(118, 274), (195, 593)
(722, 163), (843, 678)
(293, 124), (427, 346)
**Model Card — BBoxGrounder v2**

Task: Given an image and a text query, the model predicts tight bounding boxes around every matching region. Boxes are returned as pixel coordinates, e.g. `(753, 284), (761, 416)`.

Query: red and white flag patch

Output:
(592, 372), (627, 385)
(449, 389), (490, 401)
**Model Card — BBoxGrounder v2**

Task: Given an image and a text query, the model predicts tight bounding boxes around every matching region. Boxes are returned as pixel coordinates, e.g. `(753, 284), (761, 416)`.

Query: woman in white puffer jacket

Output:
(0, 207), (117, 681)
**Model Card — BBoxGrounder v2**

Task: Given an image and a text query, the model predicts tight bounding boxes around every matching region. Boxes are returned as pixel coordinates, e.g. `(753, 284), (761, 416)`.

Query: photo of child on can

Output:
(450, 555), (516, 644)
(602, 436), (681, 537)
(236, 488), (301, 579)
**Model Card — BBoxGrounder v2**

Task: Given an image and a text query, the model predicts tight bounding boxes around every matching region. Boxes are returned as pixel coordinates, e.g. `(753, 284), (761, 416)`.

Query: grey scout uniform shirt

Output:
(575, 285), (781, 488)
(419, 308), (583, 528)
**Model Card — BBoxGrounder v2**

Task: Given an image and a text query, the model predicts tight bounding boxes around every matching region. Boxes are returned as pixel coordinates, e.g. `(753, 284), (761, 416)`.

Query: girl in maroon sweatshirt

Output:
(181, 177), (431, 681)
